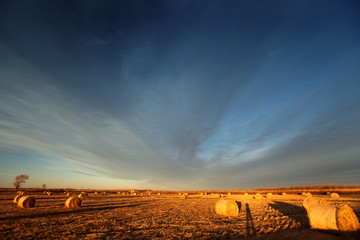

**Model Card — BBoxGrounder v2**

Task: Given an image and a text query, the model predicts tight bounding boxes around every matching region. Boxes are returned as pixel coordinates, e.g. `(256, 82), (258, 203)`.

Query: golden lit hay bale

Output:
(228, 192), (231, 195)
(306, 192), (312, 197)
(44, 191), (47, 194)
(282, 192), (286, 196)
(254, 193), (262, 199)
(303, 198), (329, 211)
(67, 192), (72, 197)
(307, 204), (360, 232)
(266, 193), (273, 198)
(133, 192), (137, 196)
(14, 195), (24, 203)
(47, 192), (52, 196)
(178, 193), (182, 196)
(65, 197), (82, 208)
(331, 193), (339, 199)
(214, 194), (222, 198)
(140, 193), (144, 196)
(182, 194), (189, 199)
(302, 192), (307, 197)
(244, 193), (248, 196)
(78, 193), (88, 200)
(94, 192), (98, 195)
(336, 205), (360, 232)
(17, 196), (36, 208)
(215, 199), (240, 217)
(158, 193), (161, 196)
(148, 193), (151, 195)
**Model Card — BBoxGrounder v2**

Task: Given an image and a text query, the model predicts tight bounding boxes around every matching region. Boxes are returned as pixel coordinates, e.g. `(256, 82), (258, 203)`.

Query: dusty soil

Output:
(1, 192), (359, 239)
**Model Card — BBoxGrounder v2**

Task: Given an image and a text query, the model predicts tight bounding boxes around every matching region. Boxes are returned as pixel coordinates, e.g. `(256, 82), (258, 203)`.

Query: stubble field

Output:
(1, 191), (360, 239)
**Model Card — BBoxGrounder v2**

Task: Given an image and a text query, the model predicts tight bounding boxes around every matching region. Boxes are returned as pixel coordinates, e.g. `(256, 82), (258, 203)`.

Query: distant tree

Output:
(13, 174), (29, 190)
(42, 184), (46, 191)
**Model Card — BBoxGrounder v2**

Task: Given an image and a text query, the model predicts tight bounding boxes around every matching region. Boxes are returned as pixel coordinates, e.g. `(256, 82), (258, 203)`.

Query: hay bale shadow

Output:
(269, 201), (310, 229)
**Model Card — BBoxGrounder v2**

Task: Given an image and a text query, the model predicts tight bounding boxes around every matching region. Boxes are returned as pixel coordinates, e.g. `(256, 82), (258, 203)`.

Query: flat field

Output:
(1, 191), (359, 239)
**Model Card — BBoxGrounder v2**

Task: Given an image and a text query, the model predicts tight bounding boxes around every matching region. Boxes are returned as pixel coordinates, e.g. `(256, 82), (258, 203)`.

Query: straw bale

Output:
(78, 193), (88, 200)
(13, 195), (24, 203)
(331, 193), (339, 199)
(308, 205), (338, 230)
(307, 204), (360, 232)
(17, 196), (36, 208)
(336, 205), (360, 232)
(254, 193), (262, 199)
(215, 199), (240, 217)
(65, 197), (82, 208)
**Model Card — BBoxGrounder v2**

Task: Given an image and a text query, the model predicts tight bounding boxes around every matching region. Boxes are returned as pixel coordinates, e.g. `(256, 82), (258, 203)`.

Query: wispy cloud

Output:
(0, 1), (360, 189)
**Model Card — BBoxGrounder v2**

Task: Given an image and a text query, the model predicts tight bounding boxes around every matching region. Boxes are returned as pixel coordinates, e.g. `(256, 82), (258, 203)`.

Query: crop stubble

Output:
(0, 193), (359, 239)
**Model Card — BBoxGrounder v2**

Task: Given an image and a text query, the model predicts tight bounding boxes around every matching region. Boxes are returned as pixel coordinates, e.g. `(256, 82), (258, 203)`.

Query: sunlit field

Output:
(1, 187), (360, 239)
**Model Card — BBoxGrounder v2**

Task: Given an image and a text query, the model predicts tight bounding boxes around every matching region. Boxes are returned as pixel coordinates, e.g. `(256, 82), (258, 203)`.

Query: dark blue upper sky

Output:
(0, 0), (359, 189)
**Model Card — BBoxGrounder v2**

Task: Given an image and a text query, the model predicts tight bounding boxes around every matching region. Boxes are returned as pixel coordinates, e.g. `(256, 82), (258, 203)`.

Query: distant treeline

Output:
(255, 185), (360, 191)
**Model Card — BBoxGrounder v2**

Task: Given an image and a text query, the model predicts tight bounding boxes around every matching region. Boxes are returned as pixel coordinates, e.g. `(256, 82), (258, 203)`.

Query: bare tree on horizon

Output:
(13, 174), (29, 190)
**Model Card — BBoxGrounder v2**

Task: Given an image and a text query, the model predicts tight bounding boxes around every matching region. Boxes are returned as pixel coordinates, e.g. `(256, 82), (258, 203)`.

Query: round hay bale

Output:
(244, 193), (248, 196)
(178, 193), (182, 196)
(331, 193), (339, 199)
(94, 192), (98, 195)
(306, 192), (312, 197)
(215, 199), (240, 217)
(47, 192), (52, 196)
(78, 193), (88, 200)
(228, 192), (231, 195)
(266, 193), (273, 198)
(282, 192), (286, 196)
(254, 193), (262, 199)
(65, 197), (82, 208)
(13, 195), (24, 203)
(17, 196), (36, 208)
(214, 194), (221, 198)
(307, 204), (360, 232)
(302, 192), (307, 197)
(336, 205), (360, 232)
(303, 198), (329, 211)
(308, 205), (338, 230)
(157, 193), (161, 196)
(148, 193), (151, 195)
(182, 194), (189, 199)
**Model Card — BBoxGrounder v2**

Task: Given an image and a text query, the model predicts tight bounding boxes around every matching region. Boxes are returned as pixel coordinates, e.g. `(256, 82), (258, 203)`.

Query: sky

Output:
(0, 0), (360, 190)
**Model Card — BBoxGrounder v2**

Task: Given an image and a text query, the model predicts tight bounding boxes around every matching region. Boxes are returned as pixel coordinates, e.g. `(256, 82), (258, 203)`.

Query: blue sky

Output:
(0, 0), (360, 190)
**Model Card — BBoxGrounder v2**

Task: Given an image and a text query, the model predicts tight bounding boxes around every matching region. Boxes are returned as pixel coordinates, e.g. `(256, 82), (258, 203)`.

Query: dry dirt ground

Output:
(1, 192), (359, 239)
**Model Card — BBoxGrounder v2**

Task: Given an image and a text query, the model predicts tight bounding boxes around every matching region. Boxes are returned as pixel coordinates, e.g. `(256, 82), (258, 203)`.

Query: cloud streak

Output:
(0, 1), (360, 189)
